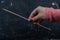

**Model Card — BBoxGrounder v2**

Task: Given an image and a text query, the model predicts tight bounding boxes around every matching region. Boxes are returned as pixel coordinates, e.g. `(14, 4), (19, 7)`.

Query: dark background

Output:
(0, 0), (60, 40)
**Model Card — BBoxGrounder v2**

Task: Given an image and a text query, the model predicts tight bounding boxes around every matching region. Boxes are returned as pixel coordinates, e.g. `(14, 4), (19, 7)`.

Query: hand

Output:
(28, 6), (46, 24)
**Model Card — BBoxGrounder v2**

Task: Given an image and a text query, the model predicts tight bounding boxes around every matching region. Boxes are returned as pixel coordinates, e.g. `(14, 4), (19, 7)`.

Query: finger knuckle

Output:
(37, 6), (41, 8)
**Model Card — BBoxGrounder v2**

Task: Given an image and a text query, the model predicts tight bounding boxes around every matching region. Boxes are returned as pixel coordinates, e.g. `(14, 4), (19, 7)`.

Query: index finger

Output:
(29, 8), (38, 19)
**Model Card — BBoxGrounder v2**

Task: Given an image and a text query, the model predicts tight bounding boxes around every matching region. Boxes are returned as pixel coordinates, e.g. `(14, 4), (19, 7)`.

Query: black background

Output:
(0, 0), (60, 40)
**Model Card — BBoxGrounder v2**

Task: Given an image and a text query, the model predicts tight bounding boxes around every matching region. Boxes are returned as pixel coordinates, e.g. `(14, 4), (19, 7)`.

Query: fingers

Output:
(29, 14), (43, 24)
(33, 19), (43, 24)
(28, 14), (40, 23)
(31, 14), (39, 22)
(28, 8), (38, 21)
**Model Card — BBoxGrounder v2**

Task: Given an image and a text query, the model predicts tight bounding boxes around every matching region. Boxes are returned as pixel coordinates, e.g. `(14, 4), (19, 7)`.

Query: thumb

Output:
(32, 14), (40, 22)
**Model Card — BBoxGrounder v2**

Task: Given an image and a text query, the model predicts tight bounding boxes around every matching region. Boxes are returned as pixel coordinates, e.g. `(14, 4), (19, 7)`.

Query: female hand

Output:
(28, 6), (46, 24)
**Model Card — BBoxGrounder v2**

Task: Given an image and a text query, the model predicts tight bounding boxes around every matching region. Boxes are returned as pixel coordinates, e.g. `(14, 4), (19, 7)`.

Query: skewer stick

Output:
(2, 8), (52, 31)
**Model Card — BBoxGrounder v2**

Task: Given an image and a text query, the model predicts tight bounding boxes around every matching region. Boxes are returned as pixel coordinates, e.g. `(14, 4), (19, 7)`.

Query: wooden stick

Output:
(2, 8), (52, 31)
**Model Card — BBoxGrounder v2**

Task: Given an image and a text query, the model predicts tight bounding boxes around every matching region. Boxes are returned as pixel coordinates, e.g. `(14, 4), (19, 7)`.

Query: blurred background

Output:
(0, 0), (60, 40)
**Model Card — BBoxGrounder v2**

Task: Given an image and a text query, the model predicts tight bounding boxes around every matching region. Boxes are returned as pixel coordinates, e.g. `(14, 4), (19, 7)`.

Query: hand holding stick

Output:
(2, 8), (52, 31)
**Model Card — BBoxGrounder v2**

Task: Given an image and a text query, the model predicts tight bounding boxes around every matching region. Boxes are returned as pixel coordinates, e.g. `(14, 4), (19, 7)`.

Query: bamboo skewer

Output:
(2, 8), (52, 31)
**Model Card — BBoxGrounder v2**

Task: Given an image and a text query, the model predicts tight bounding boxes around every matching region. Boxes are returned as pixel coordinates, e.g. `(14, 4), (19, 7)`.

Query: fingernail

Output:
(28, 19), (30, 21)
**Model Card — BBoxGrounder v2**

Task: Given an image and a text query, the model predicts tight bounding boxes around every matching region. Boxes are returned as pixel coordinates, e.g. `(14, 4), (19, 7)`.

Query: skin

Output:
(28, 6), (47, 24)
